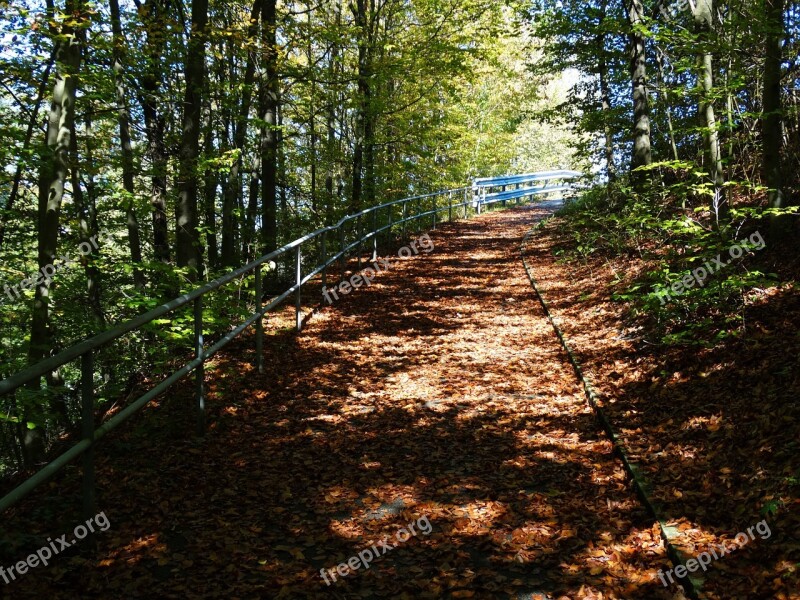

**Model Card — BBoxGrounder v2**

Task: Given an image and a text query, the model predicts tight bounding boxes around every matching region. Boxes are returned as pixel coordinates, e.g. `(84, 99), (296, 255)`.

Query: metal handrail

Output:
(471, 171), (583, 214)
(482, 184), (576, 205)
(473, 170), (583, 189)
(0, 172), (580, 519)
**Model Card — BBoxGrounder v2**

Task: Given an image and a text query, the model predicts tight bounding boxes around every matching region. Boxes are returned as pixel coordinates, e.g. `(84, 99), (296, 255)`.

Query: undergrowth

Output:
(556, 164), (798, 345)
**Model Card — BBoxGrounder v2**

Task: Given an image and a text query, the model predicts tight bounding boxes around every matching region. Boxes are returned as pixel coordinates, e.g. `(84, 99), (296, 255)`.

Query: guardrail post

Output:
(448, 191), (453, 222)
(356, 215), (362, 272)
(402, 200), (407, 239)
(339, 223), (345, 281)
(433, 195), (437, 230)
(255, 265), (264, 374)
(372, 209), (378, 261)
(81, 350), (95, 524)
(387, 204), (393, 244)
(321, 230), (327, 291)
(464, 189), (469, 219)
(194, 297), (205, 435)
(295, 246), (302, 332)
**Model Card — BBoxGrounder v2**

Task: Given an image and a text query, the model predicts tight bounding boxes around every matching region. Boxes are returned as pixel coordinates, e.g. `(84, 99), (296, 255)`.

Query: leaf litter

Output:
(3, 205), (694, 599)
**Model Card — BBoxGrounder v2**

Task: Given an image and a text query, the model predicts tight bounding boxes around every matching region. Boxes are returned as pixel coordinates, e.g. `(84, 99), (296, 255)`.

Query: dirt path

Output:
(6, 205), (677, 599)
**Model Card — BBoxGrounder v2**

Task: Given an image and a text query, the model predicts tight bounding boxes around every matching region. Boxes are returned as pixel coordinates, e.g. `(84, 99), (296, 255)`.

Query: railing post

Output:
(372, 209), (378, 262)
(356, 215), (362, 272)
(255, 265), (264, 374)
(321, 230), (327, 291)
(402, 200), (407, 239)
(295, 245), (302, 332)
(433, 194), (437, 230)
(387, 204), (393, 245)
(81, 350), (95, 524)
(448, 191), (453, 222)
(339, 223), (345, 281)
(194, 297), (205, 435)
(464, 188), (469, 219)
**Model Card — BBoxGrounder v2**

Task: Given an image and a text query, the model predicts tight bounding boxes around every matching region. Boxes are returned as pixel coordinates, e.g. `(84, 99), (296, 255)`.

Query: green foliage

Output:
(558, 169), (796, 345)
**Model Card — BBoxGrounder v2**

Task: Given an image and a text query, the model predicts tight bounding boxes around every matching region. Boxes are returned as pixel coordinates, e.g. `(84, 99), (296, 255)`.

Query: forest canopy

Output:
(0, 0), (577, 468)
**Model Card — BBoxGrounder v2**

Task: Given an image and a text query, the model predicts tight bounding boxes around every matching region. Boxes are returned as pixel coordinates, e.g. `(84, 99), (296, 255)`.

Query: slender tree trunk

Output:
(307, 7), (318, 214)
(325, 96), (337, 224)
(25, 0), (89, 464)
(599, 67), (616, 180)
(324, 0), (341, 225)
(222, 0), (262, 266)
(310, 124), (318, 213)
(597, 0), (616, 181)
(364, 97), (375, 206)
(763, 0), (785, 208)
(139, 0), (171, 264)
(693, 0), (727, 223)
(0, 57), (54, 250)
(626, 0), (652, 174)
(109, 0), (144, 288)
(70, 114), (105, 329)
(351, 0), (368, 212)
(175, 0), (209, 278)
(656, 48), (680, 161)
(725, 69), (735, 169)
(278, 102), (287, 215)
(259, 0), (278, 254)
(202, 106), (219, 270)
(723, 6), (739, 170)
(244, 153), (260, 261)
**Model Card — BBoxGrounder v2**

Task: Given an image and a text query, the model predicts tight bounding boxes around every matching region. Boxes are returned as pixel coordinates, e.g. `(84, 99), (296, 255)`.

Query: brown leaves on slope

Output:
(523, 217), (800, 600)
(3, 206), (676, 599)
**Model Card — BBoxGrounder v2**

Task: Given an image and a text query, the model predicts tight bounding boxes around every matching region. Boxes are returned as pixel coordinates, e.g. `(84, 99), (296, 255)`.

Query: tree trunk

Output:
(259, 0), (279, 254)
(278, 102), (287, 215)
(222, 0), (262, 266)
(109, 0), (145, 288)
(70, 114), (105, 329)
(656, 48), (680, 161)
(351, 0), (369, 212)
(693, 0), (727, 223)
(202, 106), (219, 270)
(307, 6), (318, 214)
(763, 0), (785, 208)
(244, 153), (260, 261)
(139, 0), (171, 264)
(324, 0), (342, 225)
(25, 0), (89, 464)
(0, 57), (54, 250)
(175, 0), (209, 278)
(597, 0), (616, 181)
(626, 0), (652, 173)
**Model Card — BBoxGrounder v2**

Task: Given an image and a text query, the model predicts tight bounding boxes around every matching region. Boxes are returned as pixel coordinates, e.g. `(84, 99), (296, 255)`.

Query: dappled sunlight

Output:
(3, 206), (675, 599)
(525, 214), (800, 599)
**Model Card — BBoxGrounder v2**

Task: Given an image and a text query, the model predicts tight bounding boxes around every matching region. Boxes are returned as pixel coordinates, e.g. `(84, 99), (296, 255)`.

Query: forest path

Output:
(10, 203), (677, 599)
